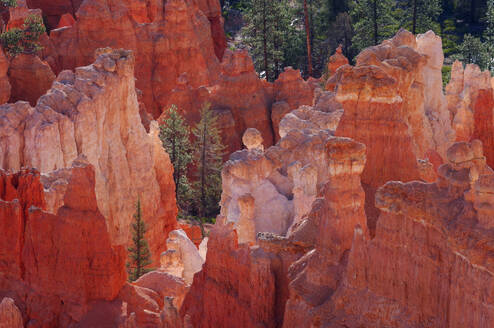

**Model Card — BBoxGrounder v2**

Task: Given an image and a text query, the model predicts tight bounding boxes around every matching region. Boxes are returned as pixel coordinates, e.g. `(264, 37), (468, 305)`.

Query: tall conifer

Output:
(126, 199), (152, 282)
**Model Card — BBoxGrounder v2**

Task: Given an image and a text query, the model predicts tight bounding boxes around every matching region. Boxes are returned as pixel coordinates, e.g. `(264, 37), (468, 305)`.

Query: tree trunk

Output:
(373, 0), (378, 45)
(200, 121), (207, 218)
(262, 0), (269, 80)
(303, 0), (313, 76)
(412, 0), (417, 35)
(172, 134), (178, 199)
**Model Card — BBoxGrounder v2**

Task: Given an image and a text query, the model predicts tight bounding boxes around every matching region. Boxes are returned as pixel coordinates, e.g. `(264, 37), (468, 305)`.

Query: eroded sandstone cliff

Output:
(0, 48), (177, 264)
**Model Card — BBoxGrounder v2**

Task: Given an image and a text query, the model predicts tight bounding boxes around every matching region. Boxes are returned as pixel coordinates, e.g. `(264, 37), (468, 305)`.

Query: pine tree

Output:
(397, 0), (442, 34)
(303, 0), (313, 76)
(350, 0), (397, 53)
(484, 0), (494, 72)
(242, 0), (277, 81)
(191, 103), (226, 221)
(242, 0), (301, 80)
(453, 34), (490, 71)
(126, 199), (152, 282)
(159, 105), (193, 212)
(0, 0), (16, 7)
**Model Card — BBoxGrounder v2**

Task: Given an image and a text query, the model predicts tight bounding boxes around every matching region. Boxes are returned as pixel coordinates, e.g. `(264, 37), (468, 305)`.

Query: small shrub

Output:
(0, 28), (24, 57)
(0, 14), (46, 57)
(0, 0), (17, 7)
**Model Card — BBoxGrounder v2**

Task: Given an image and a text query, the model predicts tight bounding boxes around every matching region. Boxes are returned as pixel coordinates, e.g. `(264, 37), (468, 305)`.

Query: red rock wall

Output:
(0, 49), (178, 266)
(283, 140), (494, 328)
(26, 0), (82, 29)
(472, 89), (494, 169)
(180, 223), (278, 328)
(333, 30), (447, 234)
(40, 0), (221, 119)
(0, 160), (127, 327)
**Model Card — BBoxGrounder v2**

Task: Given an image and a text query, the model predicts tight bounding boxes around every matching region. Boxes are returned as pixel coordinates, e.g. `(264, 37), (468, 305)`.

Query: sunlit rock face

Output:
(181, 100), (367, 326)
(271, 67), (315, 141)
(324, 45), (349, 91)
(446, 61), (494, 169)
(0, 298), (23, 328)
(220, 104), (348, 239)
(302, 140), (494, 328)
(160, 229), (205, 285)
(0, 48), (177, 265)
(0, 159), (128, 327)
(40, 0), (222, 118)
(331, 29), (454, 234)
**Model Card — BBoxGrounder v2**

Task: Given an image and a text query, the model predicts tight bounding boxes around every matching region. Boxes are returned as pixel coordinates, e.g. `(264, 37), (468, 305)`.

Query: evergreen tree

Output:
(242, 0), (279, 81)
(397, 0), (442, 34)
(484, 0), (494, 72)
(0, 0), (16, 7)
(242, 0), (301, 80)
(126, 199), (152, 282)
(159, 105), (193, 212)
(0, 14), (46, 57)
(191, 104), (226, 221)
(303, 0), (313, 76)
(453, 34), (490, 71)
(350, 0), (397, 53)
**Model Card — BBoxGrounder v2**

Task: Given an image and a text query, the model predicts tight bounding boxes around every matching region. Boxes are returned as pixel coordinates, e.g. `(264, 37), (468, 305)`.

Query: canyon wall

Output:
(0, 48), (177, 263)
(181, 97), (367, 326)
(332, 29), (454, 233)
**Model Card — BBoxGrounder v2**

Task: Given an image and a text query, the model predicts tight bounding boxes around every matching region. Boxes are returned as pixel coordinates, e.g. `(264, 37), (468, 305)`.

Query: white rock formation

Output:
(160, 229), (205, 285)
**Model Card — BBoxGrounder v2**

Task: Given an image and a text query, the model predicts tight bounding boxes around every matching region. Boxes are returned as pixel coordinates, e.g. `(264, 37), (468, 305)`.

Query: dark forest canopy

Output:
(223, 0), (494, 81)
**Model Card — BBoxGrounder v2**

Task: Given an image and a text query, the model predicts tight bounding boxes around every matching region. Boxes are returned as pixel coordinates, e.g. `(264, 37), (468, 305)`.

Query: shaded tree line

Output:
(230, 0), (494, 79)
(159, 104), (225, 230)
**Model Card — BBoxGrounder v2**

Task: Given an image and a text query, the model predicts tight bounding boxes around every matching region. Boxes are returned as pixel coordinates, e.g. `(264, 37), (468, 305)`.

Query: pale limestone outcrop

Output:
(0, 298), (23, 328)
(417, 30), (455, 158)
(242, 127), (264, 151)
(160, 229), (205, 285)
(220, 91), (350, 240)
(0, 48), (177, 264)
(279, 105), (342, 139)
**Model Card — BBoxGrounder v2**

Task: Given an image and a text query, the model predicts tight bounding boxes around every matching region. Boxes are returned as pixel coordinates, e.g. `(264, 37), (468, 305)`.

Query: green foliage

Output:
(484, 0), (494, 72)
(440, 18), (460, 57)
(0, 14), (46, 57)
(241, 0), (302, 80)
(0, 0), (17, 7)
(0, 29), (24, 57)
(441, 65), (451, 88)
(191, 103), (226, 220)
(350, 0), (398, 53)
(159, 105), (193, 213)
(396, 0), (442, 34)
(452, 34), (491, 71)
(126, 199), (152, 282)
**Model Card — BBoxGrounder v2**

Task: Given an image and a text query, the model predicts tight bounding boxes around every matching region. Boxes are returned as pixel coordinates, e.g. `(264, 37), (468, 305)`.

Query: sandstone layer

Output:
(0, 48), (177, 264)
(181, 105), (367, 326)
(446, 61), (494, 168)
(332, 29), (454, 233)
(0, 159), (129, 327)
